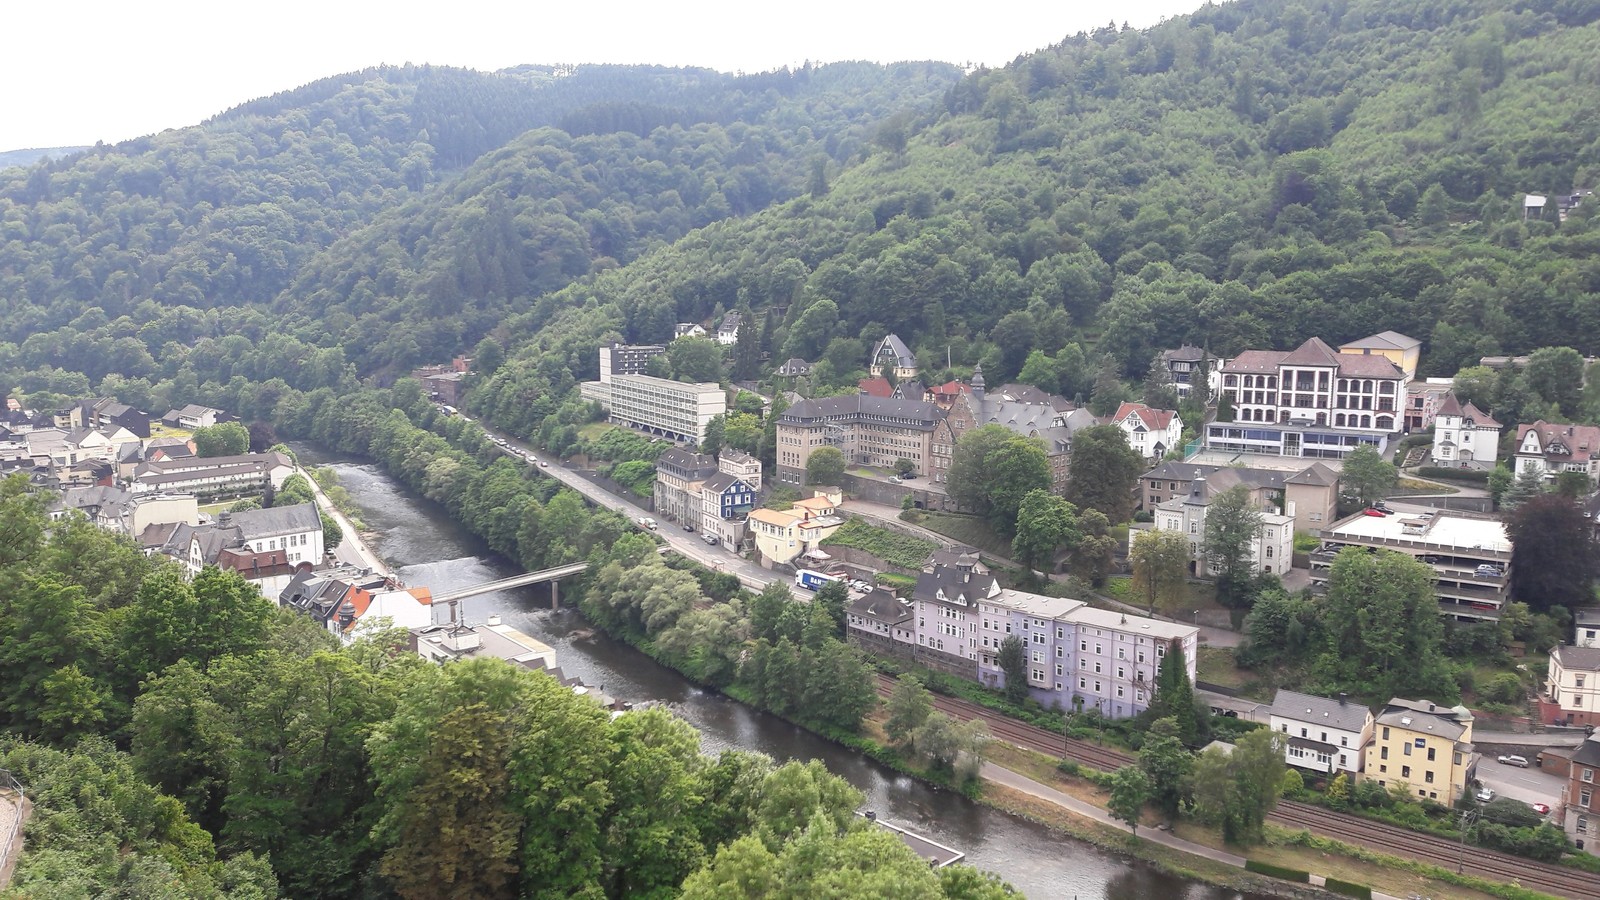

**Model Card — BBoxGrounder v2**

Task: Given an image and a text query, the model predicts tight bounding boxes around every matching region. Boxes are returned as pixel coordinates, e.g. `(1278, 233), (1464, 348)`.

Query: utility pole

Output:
(1457, 807), (1478, 874)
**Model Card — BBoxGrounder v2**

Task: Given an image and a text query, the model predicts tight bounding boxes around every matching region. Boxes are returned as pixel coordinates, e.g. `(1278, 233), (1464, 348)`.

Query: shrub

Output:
(1323, 877), (1373, 899)
(1244, 860), (1310, 882)
(1416, 466), (1490, 483)
(820, 519), (937, 569)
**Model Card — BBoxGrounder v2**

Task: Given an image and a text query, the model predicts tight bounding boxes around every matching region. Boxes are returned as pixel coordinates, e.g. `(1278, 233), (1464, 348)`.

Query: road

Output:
(1476, 755), (1565, 814)
(470, 421), (799, 597)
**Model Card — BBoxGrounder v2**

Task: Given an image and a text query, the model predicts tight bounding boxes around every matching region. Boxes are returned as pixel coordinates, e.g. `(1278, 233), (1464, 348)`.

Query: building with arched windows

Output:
(1205, 335), (1410, 460)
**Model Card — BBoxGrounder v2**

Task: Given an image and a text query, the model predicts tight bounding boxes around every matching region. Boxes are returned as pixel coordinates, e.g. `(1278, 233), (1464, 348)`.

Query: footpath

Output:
(299, 465), (389, 575)
(982, 763), (1411, 900)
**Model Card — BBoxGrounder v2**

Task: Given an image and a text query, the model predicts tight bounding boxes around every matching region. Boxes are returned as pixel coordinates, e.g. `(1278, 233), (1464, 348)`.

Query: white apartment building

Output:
(1267, 689), (1374, 775)
(1147, 471), (1295, 577)
(581, 374), (727, 445)
(1431, 393), (1501, 470)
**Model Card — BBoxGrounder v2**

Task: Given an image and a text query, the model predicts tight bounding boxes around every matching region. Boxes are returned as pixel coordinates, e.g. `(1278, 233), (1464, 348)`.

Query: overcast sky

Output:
(2, 0), (1207, 150)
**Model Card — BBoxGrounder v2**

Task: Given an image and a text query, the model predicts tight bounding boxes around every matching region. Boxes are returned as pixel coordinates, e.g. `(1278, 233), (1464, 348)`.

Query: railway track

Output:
(873, 674), (1600, 899)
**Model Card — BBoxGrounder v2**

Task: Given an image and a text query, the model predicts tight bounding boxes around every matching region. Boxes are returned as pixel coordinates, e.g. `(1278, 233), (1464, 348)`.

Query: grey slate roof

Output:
(1553, 645), (1600, 671)
(700, 472), (751, 495)
(1285, 462), (1340, 487)
(1373, 698), (1470, 743)
(874, 334), (916, 368)
(781, 394), (940, 428)
(1268, 689), (1371, 733)
(230, 503), (322, 540)
(914, 564), (1000, 608)
(850, 589), (913, 625)
(1572, 736), (1600, 768)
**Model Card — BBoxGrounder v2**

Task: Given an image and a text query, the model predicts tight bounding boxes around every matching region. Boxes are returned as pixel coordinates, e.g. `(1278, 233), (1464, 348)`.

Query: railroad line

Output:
(873, 674), (1600, 898)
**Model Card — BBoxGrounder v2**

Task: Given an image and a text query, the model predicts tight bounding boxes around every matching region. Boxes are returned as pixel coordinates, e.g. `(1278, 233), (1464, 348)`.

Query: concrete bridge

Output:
(428, 548), (670, 609)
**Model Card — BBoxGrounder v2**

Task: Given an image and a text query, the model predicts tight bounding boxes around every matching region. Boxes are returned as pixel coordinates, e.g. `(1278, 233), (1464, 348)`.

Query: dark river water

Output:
(298, 446), (1267, 900)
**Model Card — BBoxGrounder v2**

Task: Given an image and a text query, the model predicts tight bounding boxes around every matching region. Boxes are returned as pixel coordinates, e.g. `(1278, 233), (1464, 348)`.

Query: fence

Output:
(0, 767), (23, 883)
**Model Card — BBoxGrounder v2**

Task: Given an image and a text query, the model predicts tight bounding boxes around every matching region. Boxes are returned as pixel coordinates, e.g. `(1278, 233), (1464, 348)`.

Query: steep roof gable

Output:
(1281, 337), (1342, 367)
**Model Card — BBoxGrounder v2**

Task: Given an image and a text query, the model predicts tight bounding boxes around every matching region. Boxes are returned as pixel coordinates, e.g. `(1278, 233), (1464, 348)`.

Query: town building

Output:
(579, 374), (727, 445)
(1144, 471), (1296, 577)
(775, 358), (813, 378)
(1514, 421), (1600, 482)
(1159, 345), (1220, 400)
(890, 561), (1198, 717)
(1266, 689), (1373, 775)
(1405, 380), (1455, 431)
(598, 342), (666, 381)
(774, 394), (940, 487)
(1281, 462), (1341, 535)
(420, 371), (466, 405)
(747, 492), (844, 566)
(845, 588), (917, 657)
(928, 368), (1082, 496)
(1430, 393), (1501, 470)
(716, 311), (742, 346)
(1562, 735), (1600, 851)
(52, 485), (199, 542)
(698, 473), (756, 549)
(653, 448), (718, 524)
(1310, 511), (1512, 622)
(1110, 402), (1182, 461)
(162, 404), (232, 430)
(1362, 698), (1477, 805)
(1543, 645), (1600, 728)
(869, 334), (919, 380)
(674, 322), (707, 339)
(857, 376), (894, 398)
(1207, 335), (1409, 459)
(1338, 331), (1422, 381)
(1578, 610), (1600, 649)
(161, 504), (325, 597)
(70, 397), (152, 439)
(412, 615), (558, 669)
(130, 451), (296, 500)
(717, 448), (762, 492)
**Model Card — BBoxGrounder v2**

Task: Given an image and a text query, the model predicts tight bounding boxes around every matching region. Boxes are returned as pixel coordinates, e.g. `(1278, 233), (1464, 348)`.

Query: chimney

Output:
(1338, 692), (1347, 706)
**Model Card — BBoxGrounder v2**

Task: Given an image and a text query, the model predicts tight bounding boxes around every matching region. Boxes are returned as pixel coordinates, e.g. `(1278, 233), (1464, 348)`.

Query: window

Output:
(1425, 771), (1434, 784)
(1580, 675), (1588, 689)
(1094, 681), (1101, 693)
(1380, 746), (1388, 760)
(1382, 726), (1390, 740)
(1080, 640), (1088, 652)
(1585, 789), (1594, 807)
(1300, 727), (1308, 738)
(1427, 748), (1435, 762)
(1402, 765), (1411, 778)
(1580, 816), (1590, 835)
(1340, 736), (1348, 747)
(1079, 678), (1086, 689)
(1403, 743), (1411, 756)
(1585, 768), (1594, 784)
(1056, 664), (1063, 676)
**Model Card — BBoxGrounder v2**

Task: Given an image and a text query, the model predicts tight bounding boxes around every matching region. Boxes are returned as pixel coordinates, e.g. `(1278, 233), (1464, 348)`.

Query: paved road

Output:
(1476, 756), (1565, 813)
(472, 423), (799, 597)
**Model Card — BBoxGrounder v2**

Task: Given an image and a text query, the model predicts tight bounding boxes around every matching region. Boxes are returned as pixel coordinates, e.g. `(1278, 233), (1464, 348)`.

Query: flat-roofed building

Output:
(1310, 511), (1512, 622)
(598, 342), (666, 382)
(581, 374), (726, 445)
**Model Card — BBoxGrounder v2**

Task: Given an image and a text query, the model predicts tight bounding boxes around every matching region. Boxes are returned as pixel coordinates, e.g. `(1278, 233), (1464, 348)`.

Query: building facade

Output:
(1544, 646), (1600, 727)
(1562, 737), (1600, 851)
(653, 449), (717, 524)
(927, 368), (1080, 495)
(869, 333), (919, 379)
(1430, 393), (1501, 470)
(1515, 421), (1600, 482)
(599, 342), (666, 382)
(698, 473), (756, 548)
(1146, 471), (1295, 577)
(1338, 330), (1421, 381)
(1362, 698), (1477, 805)
(1159, 345), (1220, 400)
(1267, 689), (1373, 775)
(581, 374), (727, 445)
(1111, 402), (1182, 461)
(1207, 336), (1408, 459)
(747, 493), (844, 565)
(1406, 381), (1455, 431)
(774, 394), (939, 486)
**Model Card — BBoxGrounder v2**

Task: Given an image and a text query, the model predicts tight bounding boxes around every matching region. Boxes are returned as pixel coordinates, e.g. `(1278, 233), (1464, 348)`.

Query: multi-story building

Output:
(598, 342), (666, 382)
(698, 473), (756, 549)
(1514, 421), (1600, 482)
(1207, 336), (1408, 459)
(653, 449), (717, 524)
(1543, 645), (1600, 727)
(845, 587), (917, 657)
(1362, 698), (1478, 805)
(716, 311), (742, 346)
(1159, 345), (1221, 400)
(161, 503), (325, 597)
(130, 451), (296, 500)
(1338, 330), (1421, 381)
(1562, 735), (1600, 851)
(869, 333), (919, 379)
(895, 559), (1198, 718)
(747, 492), (844, 565)
(70, 397), (152, 439)
(1266, 689), (1374, 775)
(1145, 471), (1296, 577)
(1406, 380), (1456, 431)
(774, 394), (940, 486)
(718, 448), (762, 491)
(1310, 511), (1512, 622)
(1111, 401), (1182, 461)
(580, 374), (727, 444)
(1430, 393), (1501, 470)
(928, 368), (1084, 495)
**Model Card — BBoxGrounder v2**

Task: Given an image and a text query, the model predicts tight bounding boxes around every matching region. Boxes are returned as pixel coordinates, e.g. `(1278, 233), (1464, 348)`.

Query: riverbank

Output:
(299, 464), (389, 575)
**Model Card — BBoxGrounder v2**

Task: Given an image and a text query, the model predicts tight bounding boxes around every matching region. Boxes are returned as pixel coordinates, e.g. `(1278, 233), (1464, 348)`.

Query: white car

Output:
(1477, 786), (1495, 802)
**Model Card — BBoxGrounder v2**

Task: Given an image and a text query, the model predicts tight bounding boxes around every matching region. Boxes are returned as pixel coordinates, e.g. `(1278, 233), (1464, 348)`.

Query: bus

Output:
(795, 569), (841, 591)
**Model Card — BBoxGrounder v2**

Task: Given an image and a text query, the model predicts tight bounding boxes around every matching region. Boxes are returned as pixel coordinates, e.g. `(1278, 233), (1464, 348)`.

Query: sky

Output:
(1, 0), (1207, 151)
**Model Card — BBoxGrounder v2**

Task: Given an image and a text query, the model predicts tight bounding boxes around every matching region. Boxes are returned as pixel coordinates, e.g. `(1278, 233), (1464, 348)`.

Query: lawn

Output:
(1196, 646), (1249, 691)
(577, 421), (617, 442)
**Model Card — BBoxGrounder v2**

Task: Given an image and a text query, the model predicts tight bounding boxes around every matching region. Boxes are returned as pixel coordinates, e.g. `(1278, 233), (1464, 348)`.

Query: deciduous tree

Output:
(1064, 425), (1144, 525)
(1012, 490), (1081, 576)
(1340, 444), (1397, 508)
(1108, 765), (1153, 835)
(1508, 493), (1598, 612)
(806, 446), (845, 486)
(997, 636), (1029, 705)
(1130, 529), (1190, 615)
(1200, 485), (1263, 606)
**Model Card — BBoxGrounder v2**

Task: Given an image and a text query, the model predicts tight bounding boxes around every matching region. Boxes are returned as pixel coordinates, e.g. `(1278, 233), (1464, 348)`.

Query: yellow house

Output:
(748, 493), (845, 566)
(1339, 331), (1421, 381)
(1362, 698), (1478, 805)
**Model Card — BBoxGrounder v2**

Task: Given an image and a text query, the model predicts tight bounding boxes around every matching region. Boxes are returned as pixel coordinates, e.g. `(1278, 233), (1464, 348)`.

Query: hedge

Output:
(1415, 466), (1490, 483)
(1244, 859), (1310, 882)
(1323, 876), (1373, 899)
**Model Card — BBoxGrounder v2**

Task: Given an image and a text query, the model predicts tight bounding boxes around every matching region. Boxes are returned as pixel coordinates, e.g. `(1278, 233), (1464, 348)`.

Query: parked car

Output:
(1477, 786), (1495, 802)
(702, 533), (719, 545)
(1498, 754), (1530, 768)
(1374, 501), (1393, 513)
(1533, 802), (1552, 815)
(538, 460), (548, 468)
(1363, 507), (1389, 517)
(1476, 564), (1505, 578)
(683, 523), (695, 532)
(888, 475), (902, 484)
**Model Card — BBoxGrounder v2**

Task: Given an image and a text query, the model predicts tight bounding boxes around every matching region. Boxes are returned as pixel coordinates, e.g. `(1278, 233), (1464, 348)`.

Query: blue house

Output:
(699, 473), (756, 548)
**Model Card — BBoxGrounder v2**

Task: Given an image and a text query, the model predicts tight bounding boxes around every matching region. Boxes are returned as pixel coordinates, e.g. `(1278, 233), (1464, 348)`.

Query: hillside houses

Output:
(1515, 421), (1600, 482)
(1430, 393), (1501, 470)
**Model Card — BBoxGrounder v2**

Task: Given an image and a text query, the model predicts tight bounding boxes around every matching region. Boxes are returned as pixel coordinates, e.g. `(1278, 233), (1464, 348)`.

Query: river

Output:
(299, 447), (1267, 900)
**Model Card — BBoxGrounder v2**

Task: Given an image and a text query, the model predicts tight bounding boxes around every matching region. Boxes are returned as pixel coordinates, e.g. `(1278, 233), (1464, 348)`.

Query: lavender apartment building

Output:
(888, 560), (1198, 719)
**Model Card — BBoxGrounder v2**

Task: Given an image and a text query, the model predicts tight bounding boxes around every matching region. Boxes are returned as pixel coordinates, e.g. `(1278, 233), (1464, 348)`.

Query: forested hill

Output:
(0, 61), (962, 392)
(467, 0), (1600, 431)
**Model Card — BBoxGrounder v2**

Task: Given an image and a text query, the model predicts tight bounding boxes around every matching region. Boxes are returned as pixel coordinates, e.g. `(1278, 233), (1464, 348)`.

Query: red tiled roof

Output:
(1518, 421), (1600, 462)
(1222, 350), (1287, 374)
(1436, 393), (1501, 428)
(1281, 337), (1342, 367)
(857, 377), (893, 398)
(1113, 402), (1175, 432)
(1335, 353), (1404, 378)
